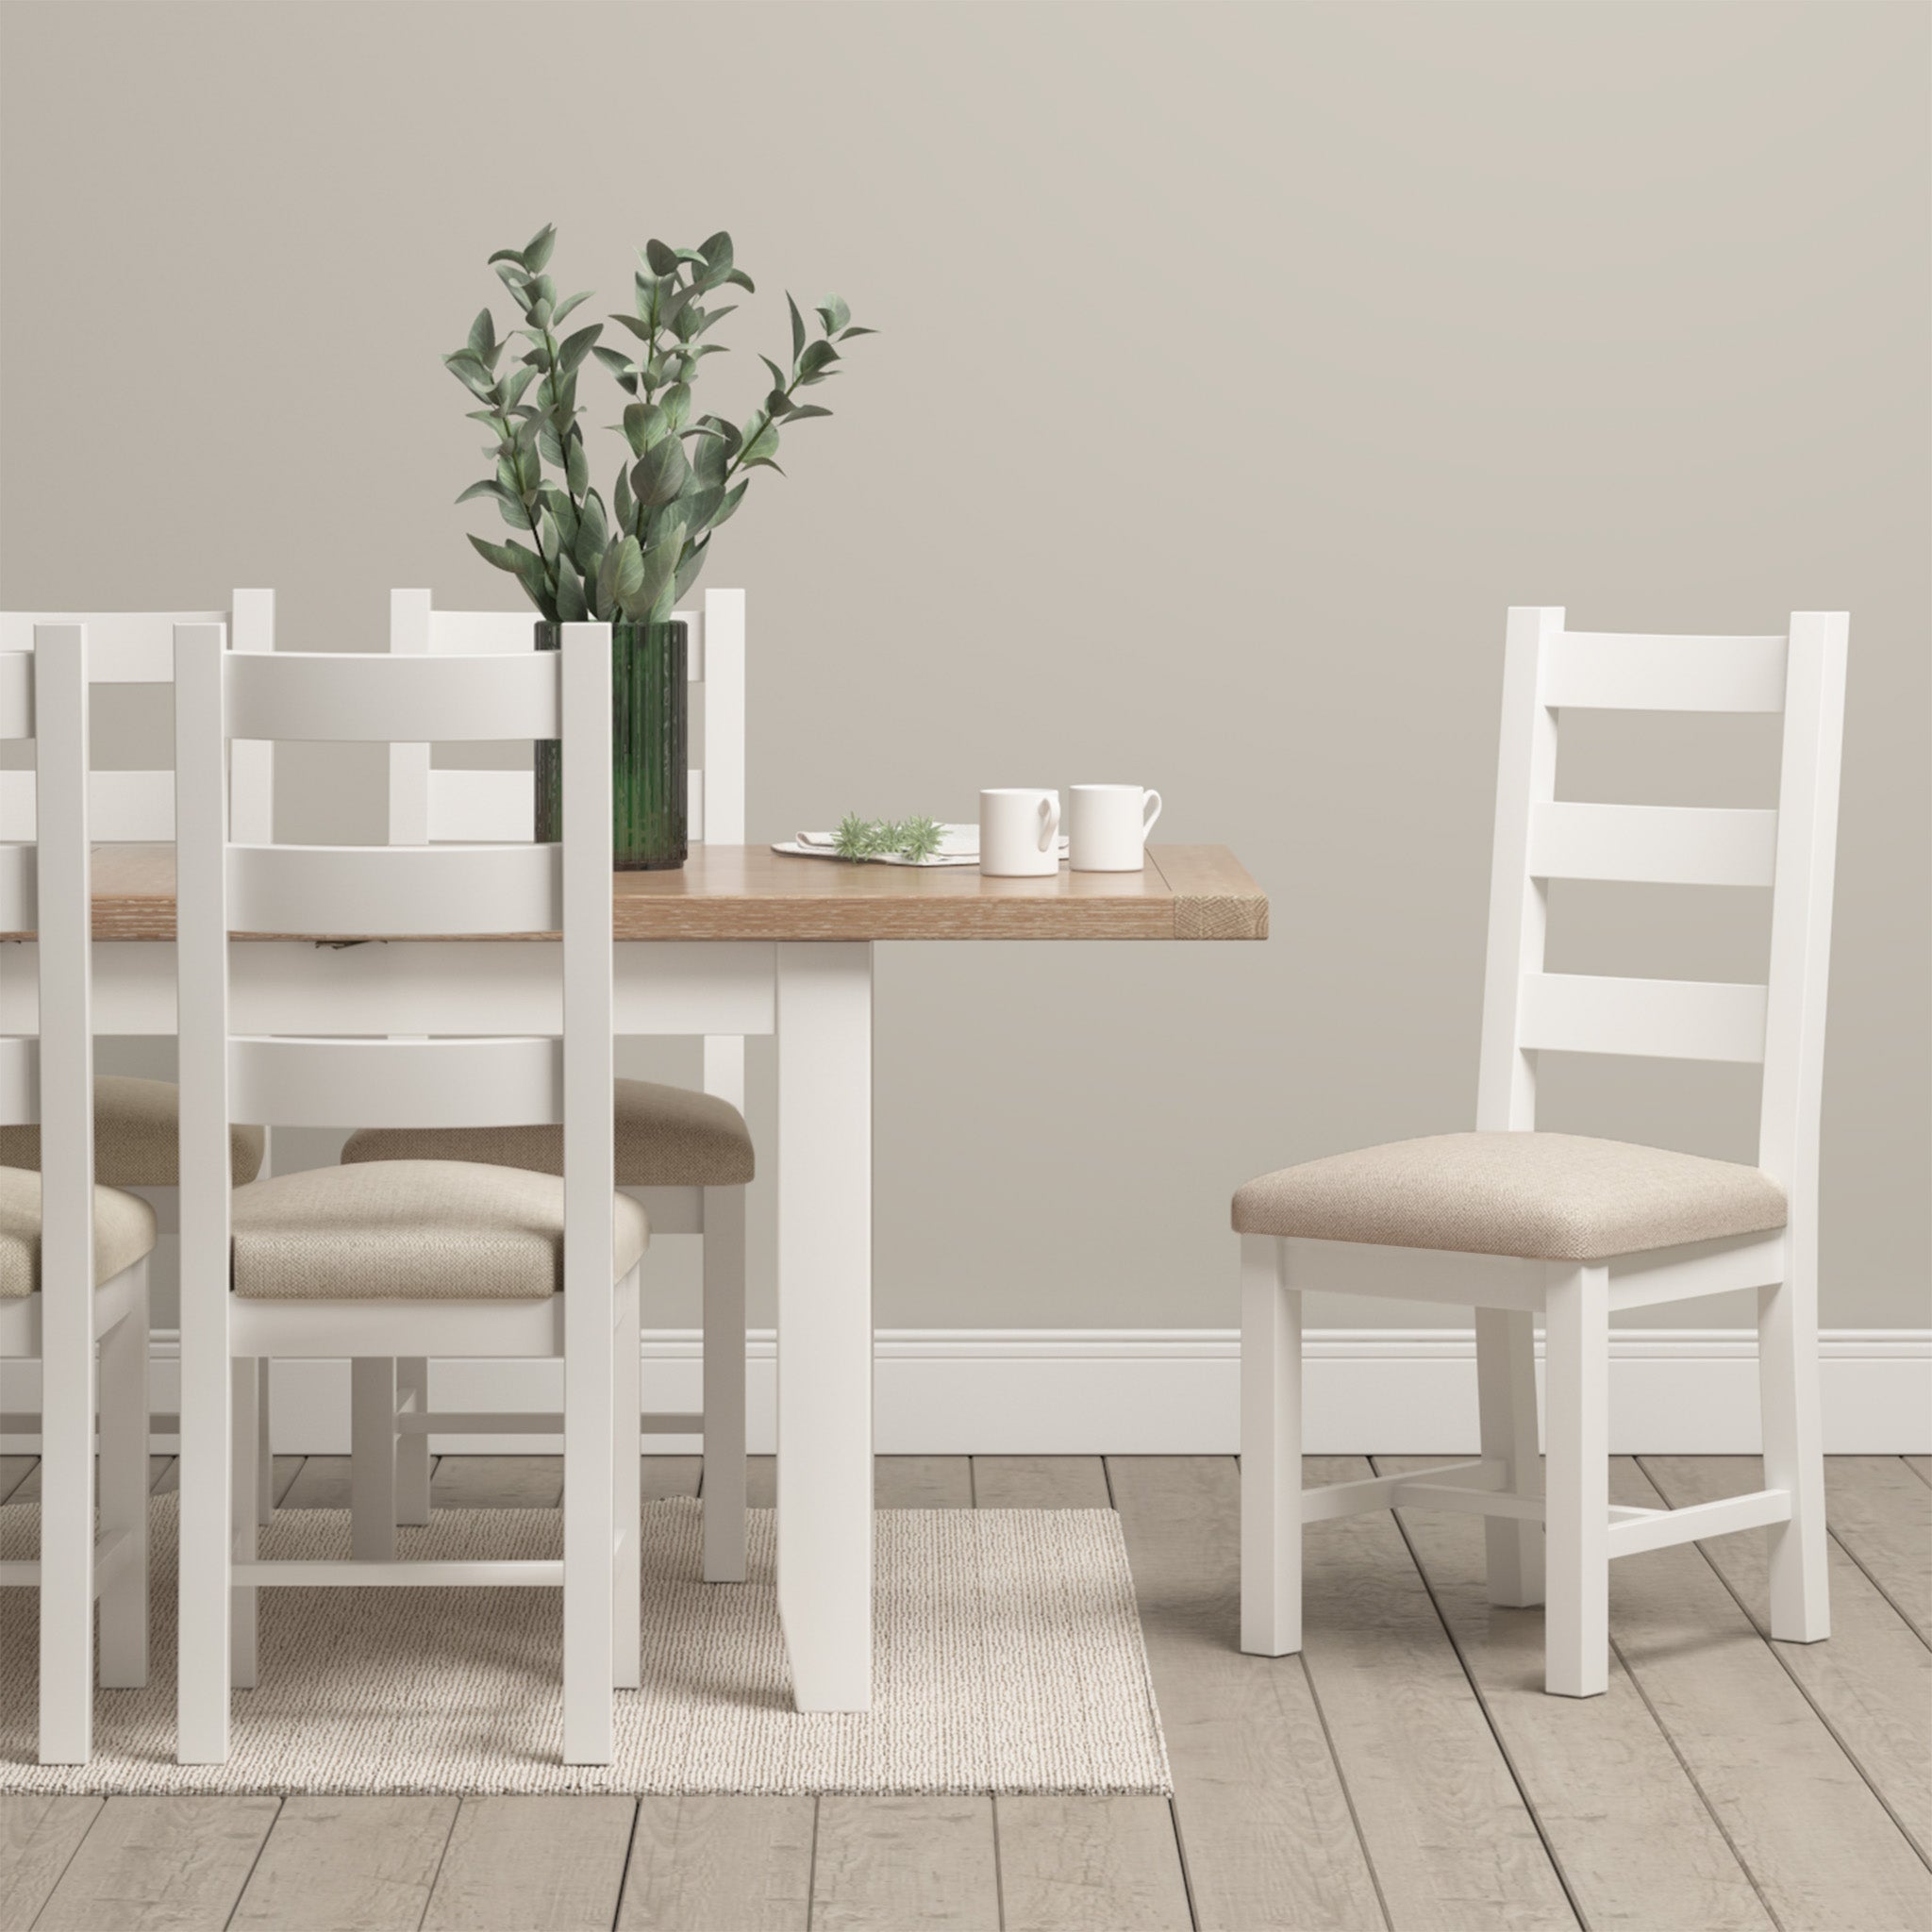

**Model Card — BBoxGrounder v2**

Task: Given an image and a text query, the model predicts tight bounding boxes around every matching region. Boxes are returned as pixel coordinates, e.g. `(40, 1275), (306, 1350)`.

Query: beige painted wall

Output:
(3, 2), (1925, 1335)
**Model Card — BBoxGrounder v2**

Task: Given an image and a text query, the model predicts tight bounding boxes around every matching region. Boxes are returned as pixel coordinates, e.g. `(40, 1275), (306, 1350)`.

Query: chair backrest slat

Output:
(1541, 632), (1788, 711)
(1515, 973), (1769, 1064)
(1527, 801), (1779, 888)
(225, 841), (561, 938)
(224, 650), (560, 742)
(1475, 608), (1849, 1181)
(0, 1030), (37, 1128)
(228, 1036), (562, 1131)
(2, 769), (177, 841)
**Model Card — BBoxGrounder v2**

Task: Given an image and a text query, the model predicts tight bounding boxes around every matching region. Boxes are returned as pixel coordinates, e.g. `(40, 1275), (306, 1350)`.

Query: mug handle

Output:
(1039, 794), (1061, 853)
(1141, 789), (1163, 837)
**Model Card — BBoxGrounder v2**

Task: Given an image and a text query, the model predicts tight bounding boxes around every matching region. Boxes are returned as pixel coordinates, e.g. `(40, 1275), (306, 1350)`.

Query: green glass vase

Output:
(533, 619), (688, 870)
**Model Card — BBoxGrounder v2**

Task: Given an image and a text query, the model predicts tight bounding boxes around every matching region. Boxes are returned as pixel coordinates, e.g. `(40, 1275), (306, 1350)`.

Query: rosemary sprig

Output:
(831, 814), (946, 863)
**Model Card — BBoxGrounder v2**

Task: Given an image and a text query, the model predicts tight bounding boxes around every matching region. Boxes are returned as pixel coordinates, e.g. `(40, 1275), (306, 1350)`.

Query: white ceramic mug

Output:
(979, 788), (1061, 876)
(1067, 784), (1162, 872)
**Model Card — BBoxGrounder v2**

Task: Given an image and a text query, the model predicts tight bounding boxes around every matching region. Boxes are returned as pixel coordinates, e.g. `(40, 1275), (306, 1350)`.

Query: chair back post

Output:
(1757, 613), (1849, 1204)
(699, 588), (747, 1110)
(172, 619), (235, 1764)
(1475, 607), (1564, 1132)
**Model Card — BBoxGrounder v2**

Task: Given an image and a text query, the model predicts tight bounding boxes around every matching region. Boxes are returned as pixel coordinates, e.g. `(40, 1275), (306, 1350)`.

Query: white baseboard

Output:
(7, 1328), (1925, 1457)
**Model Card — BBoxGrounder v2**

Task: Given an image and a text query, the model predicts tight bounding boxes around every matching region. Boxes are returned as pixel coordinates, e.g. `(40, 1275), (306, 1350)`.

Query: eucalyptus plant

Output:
(444, 225), (872, 625)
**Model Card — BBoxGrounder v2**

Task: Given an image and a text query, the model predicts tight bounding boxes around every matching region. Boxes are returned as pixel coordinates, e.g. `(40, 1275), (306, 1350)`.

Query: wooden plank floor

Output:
(2, 1454), (1926, 1929)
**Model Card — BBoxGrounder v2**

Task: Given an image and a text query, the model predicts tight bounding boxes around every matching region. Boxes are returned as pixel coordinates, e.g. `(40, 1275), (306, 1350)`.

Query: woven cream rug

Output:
(0, 1493), (1169, 1797)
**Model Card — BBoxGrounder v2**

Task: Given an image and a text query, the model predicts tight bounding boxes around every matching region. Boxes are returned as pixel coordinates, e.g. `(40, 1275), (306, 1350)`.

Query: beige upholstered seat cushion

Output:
(0, 1165), (159, 1297)
(229, 1159), (649, 1301)
(339, 1077), (754, 1189)
(0, 1075), (266, 1188)
(1231, 1132), (1788, 1262)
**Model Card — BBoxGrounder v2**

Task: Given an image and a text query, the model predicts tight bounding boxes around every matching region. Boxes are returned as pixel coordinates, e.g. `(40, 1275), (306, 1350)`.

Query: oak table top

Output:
(20, 843), (1268, 944)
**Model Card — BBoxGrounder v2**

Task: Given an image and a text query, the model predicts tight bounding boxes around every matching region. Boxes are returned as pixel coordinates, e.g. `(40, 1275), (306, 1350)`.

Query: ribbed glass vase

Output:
(533, 618), (689, 870)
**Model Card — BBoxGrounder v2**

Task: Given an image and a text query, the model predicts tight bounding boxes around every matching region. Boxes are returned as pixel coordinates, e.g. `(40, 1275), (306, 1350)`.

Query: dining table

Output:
(2, 839), (1269, 1712)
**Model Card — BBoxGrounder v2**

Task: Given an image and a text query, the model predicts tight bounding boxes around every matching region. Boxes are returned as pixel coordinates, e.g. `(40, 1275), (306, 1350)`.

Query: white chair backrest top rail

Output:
(386, 587), (745, 847)
(1476, 608), (1849, 1191)
(1, 596), (275, 841)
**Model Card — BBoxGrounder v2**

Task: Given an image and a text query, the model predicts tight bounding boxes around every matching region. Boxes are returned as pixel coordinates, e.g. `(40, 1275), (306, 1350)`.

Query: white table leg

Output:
(774, 941), (874, 1711)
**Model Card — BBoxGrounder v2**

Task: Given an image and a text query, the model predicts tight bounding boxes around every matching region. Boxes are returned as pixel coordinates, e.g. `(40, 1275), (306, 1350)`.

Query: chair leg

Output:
(613, 1267), (642, 1689)
(1240, 1234), (1301, 1656)
(256, 1358), (275, 1526)
(1759, 1250), (1828, 1641)
(230, 1357), (258, 1690)
(38, 1281), (96, 1763)
(350, 1357), (396, 1563)
(1475, 1306), (1544, 1607)
(1544, 1262), (1609, 1696)
(395, 1357), (432, 1527)
(564, 1275), (616, 1765)
(702, 1185), (748, 1584)
(98, 1269), (151, 1689)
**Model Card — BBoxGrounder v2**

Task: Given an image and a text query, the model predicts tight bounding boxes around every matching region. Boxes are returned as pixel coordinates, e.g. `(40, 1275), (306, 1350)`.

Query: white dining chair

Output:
(0, 599), (276, 1516)
(1236, 608), (1847, 1695)
(173, 619), (641, 1768)
(334, 587), (750, 1582)
(1, 628), (157, 1764)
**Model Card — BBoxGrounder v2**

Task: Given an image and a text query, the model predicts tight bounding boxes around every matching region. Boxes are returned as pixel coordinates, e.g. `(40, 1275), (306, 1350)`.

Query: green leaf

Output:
(523, 224), (557, 273)
(487, 246), (524, 267)
(625, 519), (685, 622)
(632, 434), (690, 508)
(786, 404), (833, 421)
(798, 339), (840, 380)
(674, 536), (709, 601)
(455, 477), (511, 508)
(467, 308), (497, 360)
(758, 354), (789, 393)
(505, 366), (538, 407)
(592, 343), (638, 380)
(468, 533), (554, 618)
(556, 562), (590, 623)
(661, 383), (691, 432)
(540, 482), (580, 547)
(717, 267), (756, 292)
(604, 533), (644, 612)
(613, 463), (636, 532)
(558, 323), (602, 374)
(675, 483), (724, 537)
(493, 261), (529, 301)
(538, 422), (565, 468)
(552, 290), (592, 325)
(574, 491), (608, 575)
(644, 238), (680, 276)
(691, 303), (737, 337)
(698, 231), (734, 277)
(815, 294), (851, 336)
(565, 432), (590, 498)
(789, 292), (807, 362)
(740, 418), (780, 467)
(622, 401), (669, 456)
(712, 478), (749, 526)
(766, 388), (796, 418)
(443, 351), (495, 396)
(608, 312), (655, 343)
(839, 325), (878, 339)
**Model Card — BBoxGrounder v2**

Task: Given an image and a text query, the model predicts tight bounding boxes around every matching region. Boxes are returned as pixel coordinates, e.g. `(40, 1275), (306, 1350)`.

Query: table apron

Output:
(0, 940), (778, 1037)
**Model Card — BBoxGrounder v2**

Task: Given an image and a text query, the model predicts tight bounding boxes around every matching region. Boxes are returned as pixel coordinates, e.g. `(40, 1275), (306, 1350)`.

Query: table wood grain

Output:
(13, 842), (1268, 944)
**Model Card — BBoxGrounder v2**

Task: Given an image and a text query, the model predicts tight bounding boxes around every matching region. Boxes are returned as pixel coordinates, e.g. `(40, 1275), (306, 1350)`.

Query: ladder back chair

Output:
(0, 598), (276, 1515)
(1, 626), (157, 1764)
(337, 587), (750, 1582)
(1235, 607), (1848, 1695)
(174, 621), (641, 1767)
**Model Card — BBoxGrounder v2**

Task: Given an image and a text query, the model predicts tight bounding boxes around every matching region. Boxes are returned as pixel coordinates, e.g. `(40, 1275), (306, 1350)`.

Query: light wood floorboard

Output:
(1821, 1455), (1932, 1642)
(427, 1454), (558, 1509)
(973, 1455), (1111, 1508)
(1376, 1456), (1772, 1931)
(617, 1795), (814, 1932)
(227, 1795), (458, 1931)
(0, 1457), (34, 1505)
(0, 1796), (102, 1932)
(1607, 1457), (1932, 1931)
(1107, 1456), (1386, 1932)
(419, 1796), (635, 1932)
(32, 1795), (279, 1932)
(1906, 1455), (1931, 1491)
(809, 1795), (999, 1931)
(277, 1455), (356, 1510)
(745, 1455), (775, 1509)
(1300, 1456), (1574, 1930)
(1641, 1454), (1932, 1864)
(996, 1794), (1193, 1931)
(874, 1455), (973, 1507)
